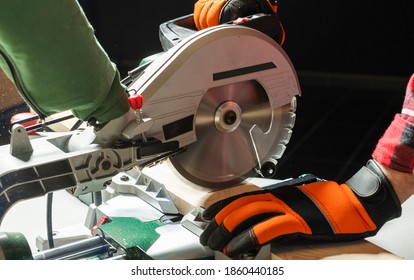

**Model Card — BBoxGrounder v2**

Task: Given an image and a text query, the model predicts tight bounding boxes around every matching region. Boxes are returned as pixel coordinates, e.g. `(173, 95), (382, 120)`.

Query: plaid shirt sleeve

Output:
(372, 74), (414, 174)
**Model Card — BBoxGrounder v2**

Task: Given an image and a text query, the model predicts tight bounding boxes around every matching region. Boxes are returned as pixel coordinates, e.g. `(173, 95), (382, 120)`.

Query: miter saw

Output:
(0, 13), (300, 260)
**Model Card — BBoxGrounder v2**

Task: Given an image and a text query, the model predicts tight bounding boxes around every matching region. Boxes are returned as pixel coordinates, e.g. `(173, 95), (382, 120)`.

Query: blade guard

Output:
(124, 24), (301, 149)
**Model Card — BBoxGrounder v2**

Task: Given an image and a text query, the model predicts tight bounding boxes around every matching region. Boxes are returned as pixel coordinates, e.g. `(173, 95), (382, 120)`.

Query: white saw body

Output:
(0, 15), (301, 260)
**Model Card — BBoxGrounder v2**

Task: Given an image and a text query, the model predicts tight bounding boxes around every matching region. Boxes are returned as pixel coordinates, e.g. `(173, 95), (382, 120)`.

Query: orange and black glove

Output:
(194, 0), (280, 30)
(200, 160), (402, 257)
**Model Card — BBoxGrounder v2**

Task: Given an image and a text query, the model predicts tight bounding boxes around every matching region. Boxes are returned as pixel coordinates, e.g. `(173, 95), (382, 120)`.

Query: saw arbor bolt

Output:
(214, 101), (242, 133)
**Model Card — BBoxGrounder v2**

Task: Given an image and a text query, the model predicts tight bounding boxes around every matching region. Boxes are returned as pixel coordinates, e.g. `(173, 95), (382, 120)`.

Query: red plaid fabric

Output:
(372, 74), (414, 174)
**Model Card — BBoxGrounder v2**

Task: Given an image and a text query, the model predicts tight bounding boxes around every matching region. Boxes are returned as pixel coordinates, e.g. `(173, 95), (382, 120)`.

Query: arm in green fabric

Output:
(0, 0), (129, 122)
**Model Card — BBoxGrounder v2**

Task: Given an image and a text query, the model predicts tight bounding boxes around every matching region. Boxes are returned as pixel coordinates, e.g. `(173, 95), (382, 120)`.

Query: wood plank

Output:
(271, 239), (402, 260)
(142, 160), (260, 215)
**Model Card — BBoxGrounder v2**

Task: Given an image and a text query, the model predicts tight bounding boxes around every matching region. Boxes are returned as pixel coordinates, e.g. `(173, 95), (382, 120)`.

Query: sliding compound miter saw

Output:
(0, 13), (300, 260)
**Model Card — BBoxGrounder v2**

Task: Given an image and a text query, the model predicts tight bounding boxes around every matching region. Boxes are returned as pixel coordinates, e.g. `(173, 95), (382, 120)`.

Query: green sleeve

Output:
(0, 0), (130, 122)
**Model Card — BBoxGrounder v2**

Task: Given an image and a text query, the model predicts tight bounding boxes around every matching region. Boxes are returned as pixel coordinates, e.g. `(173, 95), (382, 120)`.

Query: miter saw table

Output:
(1, 161), (398, 260)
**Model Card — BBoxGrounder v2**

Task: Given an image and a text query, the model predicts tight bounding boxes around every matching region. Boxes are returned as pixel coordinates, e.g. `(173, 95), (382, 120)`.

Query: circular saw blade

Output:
(170, 80), (293, 188)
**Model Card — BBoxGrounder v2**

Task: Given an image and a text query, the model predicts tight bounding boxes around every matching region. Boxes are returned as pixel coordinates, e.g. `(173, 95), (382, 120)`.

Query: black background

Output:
(78, 0), (413, 77)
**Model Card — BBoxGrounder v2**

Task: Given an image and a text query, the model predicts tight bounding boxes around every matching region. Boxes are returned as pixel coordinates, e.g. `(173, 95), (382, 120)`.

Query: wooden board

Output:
(142, 160), (260, 215)
(271, 239), (401, 260)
